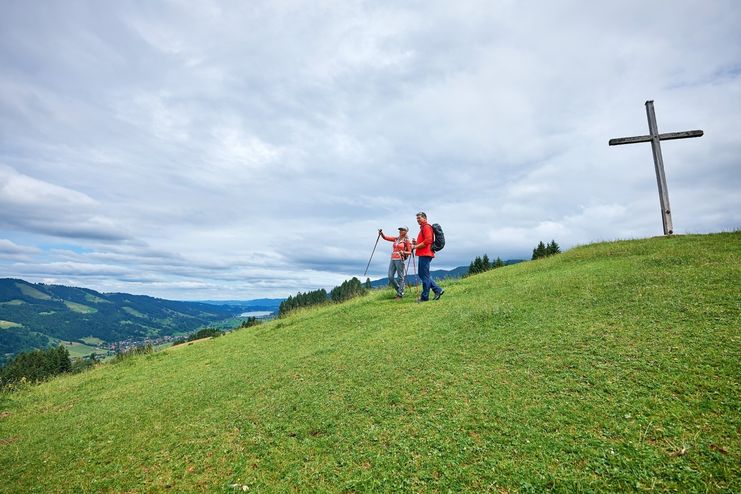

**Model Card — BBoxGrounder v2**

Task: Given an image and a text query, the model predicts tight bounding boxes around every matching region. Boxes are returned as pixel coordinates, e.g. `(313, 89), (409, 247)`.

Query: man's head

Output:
(416, 212), (427, 225)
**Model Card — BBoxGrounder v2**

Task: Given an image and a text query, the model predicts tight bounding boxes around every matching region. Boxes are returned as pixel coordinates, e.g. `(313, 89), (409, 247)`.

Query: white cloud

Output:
(0, 0), (739, 299)
(0, 239), (41, 260)
(0, 165), (127, 241)
(0, 164), (95, 208)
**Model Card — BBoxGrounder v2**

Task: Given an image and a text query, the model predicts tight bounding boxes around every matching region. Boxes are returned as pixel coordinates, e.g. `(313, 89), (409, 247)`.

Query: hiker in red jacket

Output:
(379, 226), (412, 299)
(412, 212), (444, 302)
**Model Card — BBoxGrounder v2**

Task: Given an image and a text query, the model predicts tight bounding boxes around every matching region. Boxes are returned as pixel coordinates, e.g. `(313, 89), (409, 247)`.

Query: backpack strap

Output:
(425, 223), (434, 241)
(401, 238), (410, 258)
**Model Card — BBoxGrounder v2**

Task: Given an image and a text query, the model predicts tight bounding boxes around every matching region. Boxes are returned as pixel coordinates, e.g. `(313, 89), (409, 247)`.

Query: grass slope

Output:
(1, 233), (739, 493)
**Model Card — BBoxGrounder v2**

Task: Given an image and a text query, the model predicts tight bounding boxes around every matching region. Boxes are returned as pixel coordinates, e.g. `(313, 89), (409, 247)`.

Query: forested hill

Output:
(0, 279), (242, 359)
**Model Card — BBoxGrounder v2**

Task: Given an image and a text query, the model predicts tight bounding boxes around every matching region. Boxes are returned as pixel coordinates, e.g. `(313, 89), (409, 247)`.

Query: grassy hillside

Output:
(1, 233), (739, 493)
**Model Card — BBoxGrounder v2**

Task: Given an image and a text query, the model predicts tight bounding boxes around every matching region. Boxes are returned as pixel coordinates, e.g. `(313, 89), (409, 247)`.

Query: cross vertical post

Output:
(645, 101), (673, 235)
(609, 100), (703, 236)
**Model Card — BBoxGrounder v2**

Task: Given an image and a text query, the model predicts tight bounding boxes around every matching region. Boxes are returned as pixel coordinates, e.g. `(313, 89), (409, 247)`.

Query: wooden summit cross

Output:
(609, 100), (703, 235)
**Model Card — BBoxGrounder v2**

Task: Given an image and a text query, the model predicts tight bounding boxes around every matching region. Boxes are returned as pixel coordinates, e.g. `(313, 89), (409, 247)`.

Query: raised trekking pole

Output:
(363, 231), (381, 277)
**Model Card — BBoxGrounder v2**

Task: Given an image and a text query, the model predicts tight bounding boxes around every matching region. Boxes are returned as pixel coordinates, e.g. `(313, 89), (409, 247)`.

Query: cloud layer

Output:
(1, 1), (739, 299)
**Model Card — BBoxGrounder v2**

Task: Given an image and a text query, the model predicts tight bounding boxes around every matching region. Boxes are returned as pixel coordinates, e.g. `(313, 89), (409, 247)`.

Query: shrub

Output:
(187, 328), (223, 341)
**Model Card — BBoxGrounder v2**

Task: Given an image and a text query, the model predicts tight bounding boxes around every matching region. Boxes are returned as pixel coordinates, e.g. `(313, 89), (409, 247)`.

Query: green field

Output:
(84, 293), (111, 304)
(79, 336), (105, 346)
(61, 341), (108, 359)
(122, 306), (146, 318)
(16, 283), (51, 300)
(63, 301), (98, 314)
(1, 233), (739, 493)
(0, 320), (22, 329)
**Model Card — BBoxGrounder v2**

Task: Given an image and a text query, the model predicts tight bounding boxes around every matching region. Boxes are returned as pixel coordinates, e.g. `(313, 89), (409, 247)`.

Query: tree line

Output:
(0, 346), (73, 387)
(330, 277), (368, 303)
(170, 316), (263, 346)
(467, 254), (506, 276)
(467, 239), (561, 276)
(279, 288), (328, 315)
(279, 277), (371, 316)
(171, 327), (225, 346)
(532, 240), (561, 260)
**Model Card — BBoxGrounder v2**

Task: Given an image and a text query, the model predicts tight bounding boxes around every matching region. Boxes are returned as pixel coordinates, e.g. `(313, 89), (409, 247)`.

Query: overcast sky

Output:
(1, 1), (739, 300)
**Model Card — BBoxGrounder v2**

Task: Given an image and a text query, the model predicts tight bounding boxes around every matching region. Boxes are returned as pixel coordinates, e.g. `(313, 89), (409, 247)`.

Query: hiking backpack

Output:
(431, 223), (445, 252)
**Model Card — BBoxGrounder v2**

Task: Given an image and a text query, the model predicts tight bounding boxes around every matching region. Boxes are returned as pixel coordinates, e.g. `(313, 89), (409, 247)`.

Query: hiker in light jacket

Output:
(379, 226), (412, 299)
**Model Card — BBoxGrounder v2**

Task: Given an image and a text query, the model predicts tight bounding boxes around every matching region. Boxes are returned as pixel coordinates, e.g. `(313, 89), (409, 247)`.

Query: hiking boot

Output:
(433, 289), (445, 300)
(416, 298), (428, 304)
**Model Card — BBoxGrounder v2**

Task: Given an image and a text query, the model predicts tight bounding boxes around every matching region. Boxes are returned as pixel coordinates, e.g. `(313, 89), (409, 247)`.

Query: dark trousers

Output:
(417, 255), (441, 301)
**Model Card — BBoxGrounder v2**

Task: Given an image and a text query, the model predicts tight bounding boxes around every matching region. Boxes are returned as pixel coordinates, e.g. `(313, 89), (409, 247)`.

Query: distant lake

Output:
(240, 311), (274, 318)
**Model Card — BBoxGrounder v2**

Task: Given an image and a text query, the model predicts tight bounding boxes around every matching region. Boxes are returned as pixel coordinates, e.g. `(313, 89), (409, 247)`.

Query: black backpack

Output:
(431, 223), (445, 252)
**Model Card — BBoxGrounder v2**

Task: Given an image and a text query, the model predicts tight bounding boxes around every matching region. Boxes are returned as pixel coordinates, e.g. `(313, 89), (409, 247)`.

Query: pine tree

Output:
(532, 241), (547, 260)
(546, 240), (561, 256)
(482, 254), (491, 272)
(473, 256), (484, 274)
(495, 257), (504, 268)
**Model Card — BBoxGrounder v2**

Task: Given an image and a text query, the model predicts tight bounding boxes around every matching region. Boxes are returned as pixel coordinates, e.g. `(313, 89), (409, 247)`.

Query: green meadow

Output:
(1, 232), (739, 493)
(60, 341), (108, 359)
(63, 301), (98, 314)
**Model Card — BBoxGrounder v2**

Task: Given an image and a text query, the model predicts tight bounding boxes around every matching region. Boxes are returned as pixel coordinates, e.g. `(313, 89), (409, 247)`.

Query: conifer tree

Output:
(546, 240), (561, 256)
(473, 256), (484, 274)
(482, 254), (491, 271)
(532, 241), (547, 260)
(495, 257), (504, 268)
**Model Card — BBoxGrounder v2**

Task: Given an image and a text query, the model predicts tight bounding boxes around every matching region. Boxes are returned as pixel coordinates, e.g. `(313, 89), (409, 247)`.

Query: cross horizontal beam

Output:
(609, 130), (703, 146)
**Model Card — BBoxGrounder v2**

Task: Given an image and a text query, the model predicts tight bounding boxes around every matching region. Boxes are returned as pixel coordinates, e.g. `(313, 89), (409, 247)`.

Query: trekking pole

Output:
(363, 231), (381, 277)
(404, 251), (413, 289)
(411, 252), (419, 294)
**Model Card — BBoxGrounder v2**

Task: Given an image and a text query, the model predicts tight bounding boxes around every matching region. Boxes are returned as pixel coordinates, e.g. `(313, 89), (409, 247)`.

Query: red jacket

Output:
(415, 223), (435, 257)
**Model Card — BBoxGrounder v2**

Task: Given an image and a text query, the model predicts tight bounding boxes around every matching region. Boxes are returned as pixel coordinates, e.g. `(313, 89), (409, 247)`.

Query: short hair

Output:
(416, 211), (427, 219)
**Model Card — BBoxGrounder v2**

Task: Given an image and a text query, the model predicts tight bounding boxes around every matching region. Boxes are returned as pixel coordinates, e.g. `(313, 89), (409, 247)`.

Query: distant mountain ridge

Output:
(0, 278), (244, 361)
